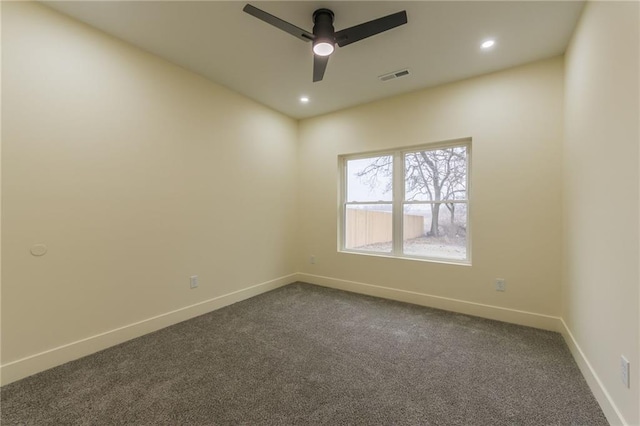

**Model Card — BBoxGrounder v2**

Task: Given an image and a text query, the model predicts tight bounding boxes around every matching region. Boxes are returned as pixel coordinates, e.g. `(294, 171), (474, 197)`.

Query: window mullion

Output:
(345, 201), (394, 205)
(339, 157), (346, 251)
(392, 152), (403, 255)
(404, 200), (468, 205)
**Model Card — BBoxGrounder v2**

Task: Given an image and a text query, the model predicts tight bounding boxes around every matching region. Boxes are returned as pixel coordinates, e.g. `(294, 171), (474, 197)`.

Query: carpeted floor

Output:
(1, 282), (608, 425)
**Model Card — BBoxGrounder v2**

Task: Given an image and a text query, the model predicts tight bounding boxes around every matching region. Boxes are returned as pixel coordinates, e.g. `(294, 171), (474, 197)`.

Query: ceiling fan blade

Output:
(313, 55), (330, 82)
(243, 4), (314, 42)
(334, 11), (407, 48)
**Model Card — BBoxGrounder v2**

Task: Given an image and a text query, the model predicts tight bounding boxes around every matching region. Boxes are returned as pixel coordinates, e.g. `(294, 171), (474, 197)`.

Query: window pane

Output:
(403, 203), (467, 260)
(404, 147), (467, 202)
(347, 156), (393, 202)
(345, 204), (392, 253)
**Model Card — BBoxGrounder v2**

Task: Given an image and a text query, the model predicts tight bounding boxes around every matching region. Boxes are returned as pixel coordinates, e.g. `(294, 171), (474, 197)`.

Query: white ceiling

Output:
(43, 1), (584, 119)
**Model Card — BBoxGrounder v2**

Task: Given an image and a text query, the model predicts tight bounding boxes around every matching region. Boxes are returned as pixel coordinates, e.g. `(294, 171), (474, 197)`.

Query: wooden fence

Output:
(345, 210), (424, 248)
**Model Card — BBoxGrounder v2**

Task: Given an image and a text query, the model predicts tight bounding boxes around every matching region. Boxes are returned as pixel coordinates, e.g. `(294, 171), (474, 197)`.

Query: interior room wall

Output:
(297, 57), (564, 326)
(3, 4), (638, 424)
(562, 2), (640, 425)
(1, 2), (299, 383)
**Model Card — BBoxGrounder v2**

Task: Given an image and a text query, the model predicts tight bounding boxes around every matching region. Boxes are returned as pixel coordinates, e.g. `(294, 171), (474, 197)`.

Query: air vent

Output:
(378, 68), (410, 82)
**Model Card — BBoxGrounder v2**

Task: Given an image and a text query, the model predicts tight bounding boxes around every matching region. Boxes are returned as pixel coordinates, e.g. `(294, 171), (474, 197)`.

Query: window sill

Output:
(338, 249), (472, 267)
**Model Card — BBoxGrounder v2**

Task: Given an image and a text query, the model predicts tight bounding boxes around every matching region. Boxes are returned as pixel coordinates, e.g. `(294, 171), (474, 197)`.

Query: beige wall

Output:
(1, 1), (298, 372)
(298, 57), (564, 318)
(563, 2), (640, 424)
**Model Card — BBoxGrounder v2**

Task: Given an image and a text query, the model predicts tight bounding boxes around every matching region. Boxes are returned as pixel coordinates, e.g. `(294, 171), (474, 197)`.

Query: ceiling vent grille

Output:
(379, 69), (410, 82)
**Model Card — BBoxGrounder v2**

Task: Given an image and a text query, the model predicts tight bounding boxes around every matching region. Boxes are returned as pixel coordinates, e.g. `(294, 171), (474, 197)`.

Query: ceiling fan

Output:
(243, 4), (408, 82)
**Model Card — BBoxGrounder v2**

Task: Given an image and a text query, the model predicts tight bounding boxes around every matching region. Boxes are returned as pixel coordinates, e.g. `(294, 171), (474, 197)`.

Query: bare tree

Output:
(357, 147), (466, 237)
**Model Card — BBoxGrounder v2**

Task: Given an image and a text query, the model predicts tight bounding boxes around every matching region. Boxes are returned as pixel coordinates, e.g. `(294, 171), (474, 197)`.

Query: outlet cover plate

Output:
(621, 355), (630, 388)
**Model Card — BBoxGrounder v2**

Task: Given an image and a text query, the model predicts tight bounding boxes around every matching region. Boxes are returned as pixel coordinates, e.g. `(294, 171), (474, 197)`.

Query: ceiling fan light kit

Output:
(313, 41), (334, 56)
(243, 4), (408, 82)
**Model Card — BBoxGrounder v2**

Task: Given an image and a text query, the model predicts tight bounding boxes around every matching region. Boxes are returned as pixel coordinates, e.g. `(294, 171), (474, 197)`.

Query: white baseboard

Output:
(0, 273), (297, 386)
(298, 273), (561, 331)
(558, 318), (627, 426)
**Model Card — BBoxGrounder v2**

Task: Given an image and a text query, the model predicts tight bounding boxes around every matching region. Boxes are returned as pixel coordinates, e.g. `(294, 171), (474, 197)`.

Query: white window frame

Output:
(338, 138), (472, 265)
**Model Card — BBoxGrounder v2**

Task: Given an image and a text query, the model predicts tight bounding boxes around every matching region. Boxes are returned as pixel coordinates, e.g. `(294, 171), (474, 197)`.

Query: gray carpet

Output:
(1, 282), (607, 425)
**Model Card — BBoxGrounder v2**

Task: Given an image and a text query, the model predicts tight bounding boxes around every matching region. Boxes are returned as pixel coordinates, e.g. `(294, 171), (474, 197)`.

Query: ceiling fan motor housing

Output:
(312, 9), (335, 46)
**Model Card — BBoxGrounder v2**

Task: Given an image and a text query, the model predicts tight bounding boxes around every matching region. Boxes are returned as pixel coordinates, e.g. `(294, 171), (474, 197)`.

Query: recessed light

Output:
(300, 96), (310, 103)
(481, 39), (495, 49)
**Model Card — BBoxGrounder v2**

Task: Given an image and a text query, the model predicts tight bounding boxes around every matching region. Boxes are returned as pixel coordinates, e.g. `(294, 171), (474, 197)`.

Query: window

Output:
(339, 140), (470, 264)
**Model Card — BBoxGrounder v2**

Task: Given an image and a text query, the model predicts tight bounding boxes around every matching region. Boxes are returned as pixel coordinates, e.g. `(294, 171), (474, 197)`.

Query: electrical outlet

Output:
(621, 355), (630, 388)
(310, 255), (316, 264)
(495, 278), (506, 292)
(190, 275), (198, 289)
